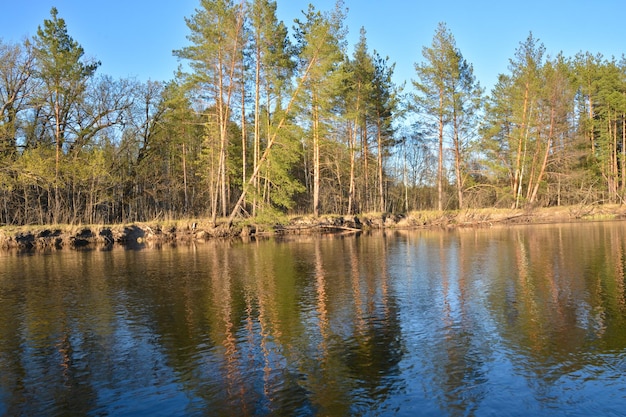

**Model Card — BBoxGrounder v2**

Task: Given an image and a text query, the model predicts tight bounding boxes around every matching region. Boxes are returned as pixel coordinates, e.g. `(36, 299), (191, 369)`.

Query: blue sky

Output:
(2, 0), (624, 92)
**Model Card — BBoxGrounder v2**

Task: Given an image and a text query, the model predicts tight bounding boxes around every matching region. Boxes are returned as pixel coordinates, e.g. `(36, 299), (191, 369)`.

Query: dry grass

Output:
(2, 204), (625, 247)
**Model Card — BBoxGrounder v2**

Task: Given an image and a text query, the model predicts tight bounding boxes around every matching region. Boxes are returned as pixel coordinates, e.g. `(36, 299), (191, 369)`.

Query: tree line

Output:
(1, 1), (625, 226)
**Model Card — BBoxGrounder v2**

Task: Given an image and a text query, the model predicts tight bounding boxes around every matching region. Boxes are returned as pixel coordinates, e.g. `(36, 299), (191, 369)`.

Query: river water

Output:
(0, 221), (625, 416)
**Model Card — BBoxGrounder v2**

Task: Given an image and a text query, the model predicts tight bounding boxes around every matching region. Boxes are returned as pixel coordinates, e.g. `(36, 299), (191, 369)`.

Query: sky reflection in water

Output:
(0, 222), (625, 416)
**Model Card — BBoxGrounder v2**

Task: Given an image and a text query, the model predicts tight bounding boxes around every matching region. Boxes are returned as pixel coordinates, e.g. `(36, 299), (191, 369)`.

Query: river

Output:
(1, 221), (625, 416)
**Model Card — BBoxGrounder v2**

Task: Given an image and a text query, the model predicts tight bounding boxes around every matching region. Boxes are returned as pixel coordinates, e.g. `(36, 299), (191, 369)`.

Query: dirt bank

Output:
(2, 204), (625, 251)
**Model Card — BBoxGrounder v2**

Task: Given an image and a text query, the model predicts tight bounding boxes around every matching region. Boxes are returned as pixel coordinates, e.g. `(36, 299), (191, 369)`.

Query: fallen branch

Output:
(319, 224), (361, 232)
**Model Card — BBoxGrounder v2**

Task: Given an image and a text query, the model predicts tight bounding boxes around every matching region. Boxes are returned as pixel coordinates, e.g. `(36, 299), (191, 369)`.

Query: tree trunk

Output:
(348, 88), (361, 215)
(622, 114), (625, 198)
(312, 97), (320, 217)
(437, 89), (444, 212)
(253, 35), (261, 217)
(530, 107), (554, 204)
(182, 142), (189, 213)
(452, 107), (463, 209)
(54, 93), (61, 223)
(377, 116), (385, 213)
(240, 60), (247, 213)
(512, 81), (530, 209)
(362, 121), (369, 212)
(348, 120), (356, 214)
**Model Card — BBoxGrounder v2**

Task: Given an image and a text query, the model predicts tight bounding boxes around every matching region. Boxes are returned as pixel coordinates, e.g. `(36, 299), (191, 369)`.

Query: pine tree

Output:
(371, 52), (399, 213)
(448, 49), (482, 209)
(413, 23), (466, 211)
(343, 28), (375, 214)
(33, 7), (100, 222)
(294, 1), (346, 216)
(175, 0), (246, 224)
(507, 33), (545, 208)
(249, 0), (301, 217)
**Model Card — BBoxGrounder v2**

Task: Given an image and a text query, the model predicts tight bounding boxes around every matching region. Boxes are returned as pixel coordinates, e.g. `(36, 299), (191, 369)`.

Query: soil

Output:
(1, 204), (625, 251)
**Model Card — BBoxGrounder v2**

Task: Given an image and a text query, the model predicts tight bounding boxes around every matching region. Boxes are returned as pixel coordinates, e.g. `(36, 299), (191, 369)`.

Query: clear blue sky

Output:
(2, 0), (624, 92)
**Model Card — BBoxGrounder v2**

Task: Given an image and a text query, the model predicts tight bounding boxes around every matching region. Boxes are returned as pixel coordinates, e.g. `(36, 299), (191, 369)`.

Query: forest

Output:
(1, 0), (625, 226)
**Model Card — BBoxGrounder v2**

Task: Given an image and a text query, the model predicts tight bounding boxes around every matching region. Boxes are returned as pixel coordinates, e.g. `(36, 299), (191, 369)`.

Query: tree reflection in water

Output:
(1, 222), (626, 416)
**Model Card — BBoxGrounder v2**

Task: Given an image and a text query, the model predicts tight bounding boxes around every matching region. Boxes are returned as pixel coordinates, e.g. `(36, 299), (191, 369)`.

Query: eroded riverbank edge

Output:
(2, 204), (626, 251)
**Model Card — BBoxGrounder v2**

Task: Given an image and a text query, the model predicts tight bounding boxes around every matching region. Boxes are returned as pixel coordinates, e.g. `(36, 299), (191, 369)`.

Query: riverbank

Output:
(1, 204), (625, 250)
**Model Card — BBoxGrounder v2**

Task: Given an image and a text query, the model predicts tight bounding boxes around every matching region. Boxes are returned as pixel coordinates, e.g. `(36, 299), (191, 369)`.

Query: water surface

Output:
(1, 222), (625, 416)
